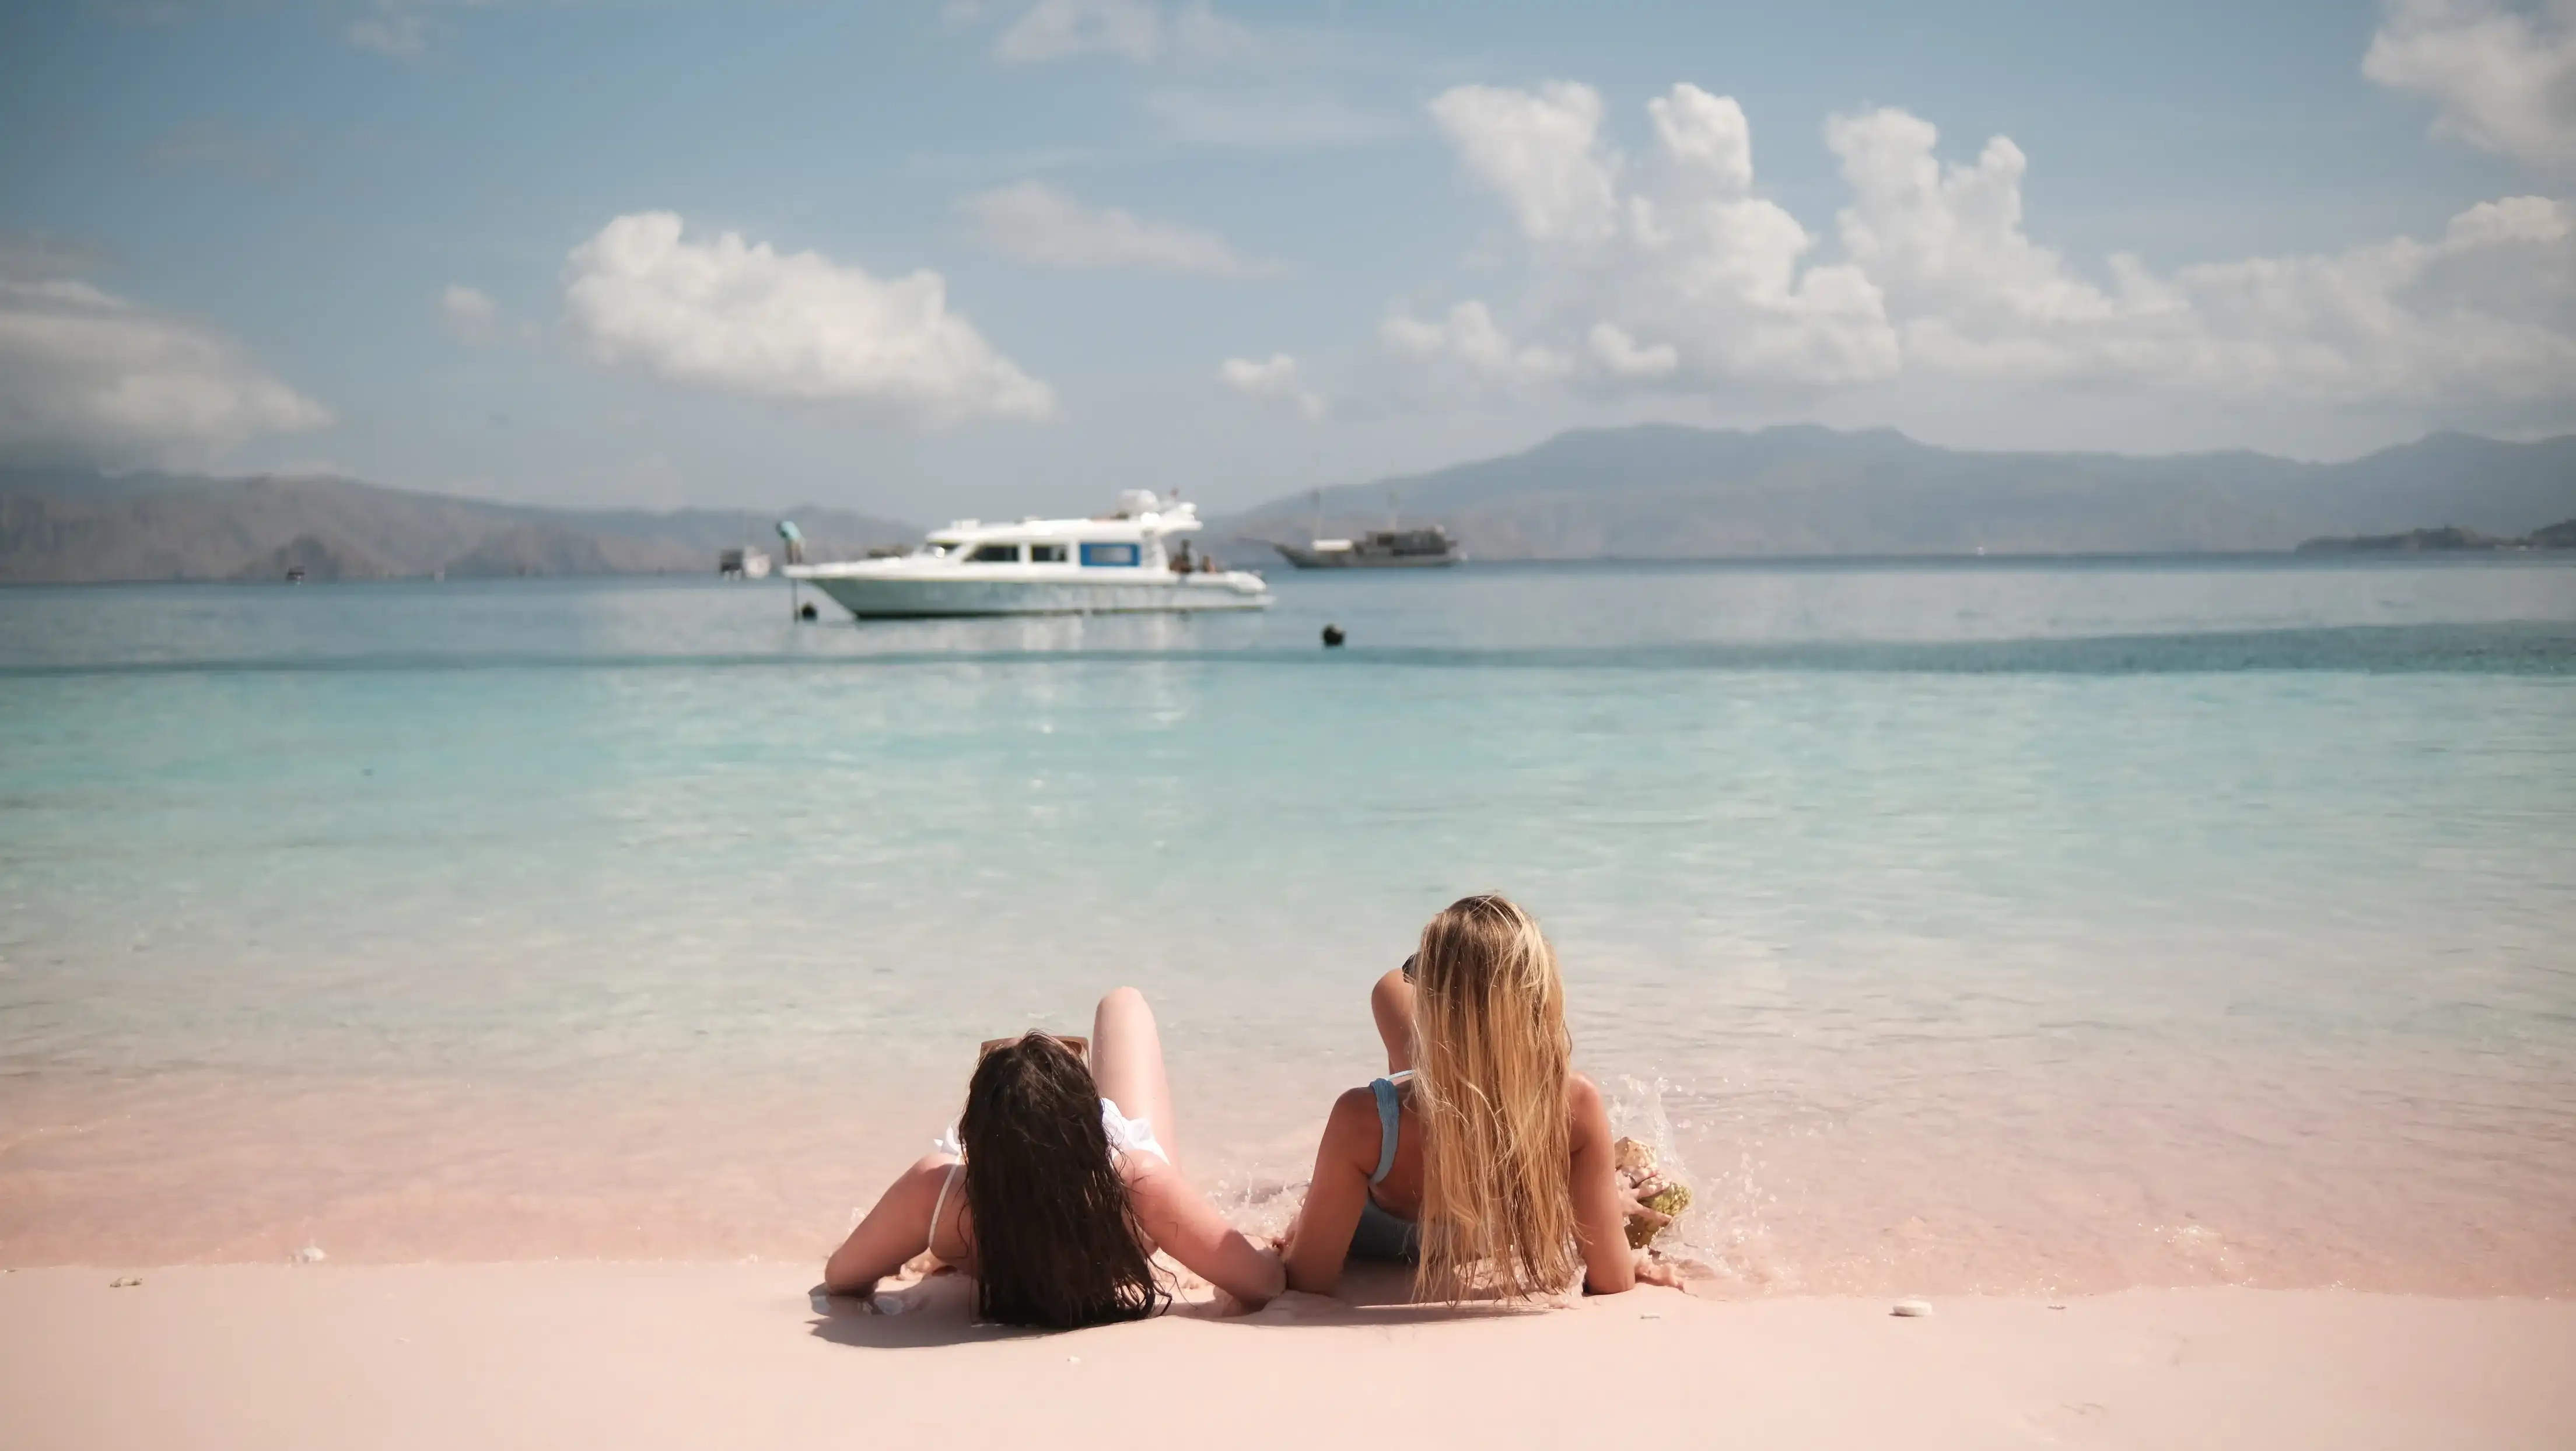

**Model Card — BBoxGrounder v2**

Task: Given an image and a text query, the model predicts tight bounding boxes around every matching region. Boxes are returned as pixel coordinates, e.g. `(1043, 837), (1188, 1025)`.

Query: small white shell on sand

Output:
(295, 1245), (326, 1264)
(1891, 1298), (1934, 1317)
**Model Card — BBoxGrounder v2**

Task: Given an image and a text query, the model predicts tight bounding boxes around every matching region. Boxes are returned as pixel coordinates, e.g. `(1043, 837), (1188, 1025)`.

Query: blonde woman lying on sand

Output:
(1281, 893), (1684, 1300)
(823, 987), (1284, 1328)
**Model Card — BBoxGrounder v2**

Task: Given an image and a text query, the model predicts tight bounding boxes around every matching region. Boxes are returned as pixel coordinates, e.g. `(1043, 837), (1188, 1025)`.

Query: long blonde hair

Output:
(1409, 893), (1580, 1301)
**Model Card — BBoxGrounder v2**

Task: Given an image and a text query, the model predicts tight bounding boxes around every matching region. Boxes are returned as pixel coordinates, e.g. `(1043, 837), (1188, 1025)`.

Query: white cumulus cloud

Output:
(1382, 300), (1576, 386)
(1412, 80), (1899, 391)
(1588, 323), (1677, 379)
(0, 257), (331, 469)
(1217, 352), (1323, 419)
(959, 181), (1277, 275)
(2365, 0), (2576, 166)
(438, 283), (502, 342)
(1826, 105), (2576, 400)
(994, 0), (1250, 64)
(1827, 109), (2124, 345)
(560, 211), (1054, 424)
(1389, 78), (2576, 415)
(1429, 82), (1623, 244)
(1647, 84), (1754, 194)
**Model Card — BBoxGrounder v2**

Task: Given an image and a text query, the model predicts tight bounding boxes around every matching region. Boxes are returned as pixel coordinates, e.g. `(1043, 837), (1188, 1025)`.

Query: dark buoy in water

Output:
(799, 602), (818, 622)
(1321, 623), (1346, 648)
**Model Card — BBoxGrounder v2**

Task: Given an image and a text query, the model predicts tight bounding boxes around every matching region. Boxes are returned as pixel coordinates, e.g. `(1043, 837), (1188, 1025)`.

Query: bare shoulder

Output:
(903, 1152), (960, 1191)
(1320, 1085), (1383, 1166)
(1564, 1071), (1606, 1114)
(1563, 1073), (1612, 1142)
(1330, 1083), (1381, 1123)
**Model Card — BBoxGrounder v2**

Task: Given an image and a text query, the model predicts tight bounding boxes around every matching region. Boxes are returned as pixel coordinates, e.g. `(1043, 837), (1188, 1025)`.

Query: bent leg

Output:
(1091, 986), (1180, 1160)
(1370, 968), (1416, 1075)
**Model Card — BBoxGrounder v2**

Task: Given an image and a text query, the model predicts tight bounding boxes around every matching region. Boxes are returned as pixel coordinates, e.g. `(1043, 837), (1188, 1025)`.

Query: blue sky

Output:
(3, 1), (2571, 521)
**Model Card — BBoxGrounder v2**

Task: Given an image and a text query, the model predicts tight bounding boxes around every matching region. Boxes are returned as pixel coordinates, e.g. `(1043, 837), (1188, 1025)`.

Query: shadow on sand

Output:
(804, 1261), (1558, 1351)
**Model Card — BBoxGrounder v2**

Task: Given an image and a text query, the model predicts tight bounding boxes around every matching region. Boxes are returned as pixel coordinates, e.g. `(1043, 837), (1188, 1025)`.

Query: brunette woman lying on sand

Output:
(1280, 893), (1684, 1299)
(823, 987), (1283, 1328)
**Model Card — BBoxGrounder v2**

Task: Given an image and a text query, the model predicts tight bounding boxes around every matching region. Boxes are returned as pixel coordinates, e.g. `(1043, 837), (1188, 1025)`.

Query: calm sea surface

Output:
(4, 559), (2572, 1294)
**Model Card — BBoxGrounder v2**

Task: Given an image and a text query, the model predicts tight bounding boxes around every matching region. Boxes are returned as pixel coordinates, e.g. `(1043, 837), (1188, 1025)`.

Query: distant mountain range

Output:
(0, 468), (914, 584)
(2295, 520), (2576, 553)
(1213, 426), (2576, 560)
(9, 426), (2574, 584)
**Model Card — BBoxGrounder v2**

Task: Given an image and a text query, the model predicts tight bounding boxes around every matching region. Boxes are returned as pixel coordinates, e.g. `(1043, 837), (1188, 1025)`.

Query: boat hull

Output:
(790, 570), (1270, 619)
(1274, 544), (1460, 569)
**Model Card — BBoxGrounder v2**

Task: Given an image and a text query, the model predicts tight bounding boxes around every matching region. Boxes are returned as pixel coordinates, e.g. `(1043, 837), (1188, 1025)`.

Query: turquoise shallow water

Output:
(3, 559), (2572, 1291)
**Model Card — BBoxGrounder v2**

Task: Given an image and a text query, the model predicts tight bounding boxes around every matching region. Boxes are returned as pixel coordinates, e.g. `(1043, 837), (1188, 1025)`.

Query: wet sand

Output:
(3, 1264), (2568, 1450)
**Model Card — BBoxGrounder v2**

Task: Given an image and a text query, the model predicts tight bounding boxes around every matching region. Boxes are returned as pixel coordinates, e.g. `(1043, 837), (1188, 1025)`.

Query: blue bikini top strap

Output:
(1368, 1073), (1409, 1185)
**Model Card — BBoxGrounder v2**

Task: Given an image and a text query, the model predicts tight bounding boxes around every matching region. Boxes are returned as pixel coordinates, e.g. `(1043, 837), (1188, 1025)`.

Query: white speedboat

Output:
(784, 491), (1270, 619)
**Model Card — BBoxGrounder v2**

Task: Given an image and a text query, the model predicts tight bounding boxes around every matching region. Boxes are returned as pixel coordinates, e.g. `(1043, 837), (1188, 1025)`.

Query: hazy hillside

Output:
(1213, 426), (2576, 560)
(13, 427), (2571, 581)
(0, 469), (916, 584)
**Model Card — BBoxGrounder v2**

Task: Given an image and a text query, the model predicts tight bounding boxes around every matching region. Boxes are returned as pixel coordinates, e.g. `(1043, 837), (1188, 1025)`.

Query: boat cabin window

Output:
(967, 543), (1023, 563)
(1029, 542), (1068, 563)
(1080, 542), (1140, 567)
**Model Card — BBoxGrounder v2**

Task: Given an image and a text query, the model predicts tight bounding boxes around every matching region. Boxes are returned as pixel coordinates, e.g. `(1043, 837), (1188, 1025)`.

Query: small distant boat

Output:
(719, 548), (772, 580)
(1273, 486), (1462, 569)
(1275, 527), (1461, 569)
(784, 490), (1269, 619)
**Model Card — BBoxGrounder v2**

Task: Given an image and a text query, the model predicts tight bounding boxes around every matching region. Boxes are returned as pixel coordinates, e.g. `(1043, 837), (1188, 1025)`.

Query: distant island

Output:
(1214, 426), (2576, 562)
(6, 425), (2575, 584)
(2295, 519), (2576, 553)
(0, 468), (914, 585)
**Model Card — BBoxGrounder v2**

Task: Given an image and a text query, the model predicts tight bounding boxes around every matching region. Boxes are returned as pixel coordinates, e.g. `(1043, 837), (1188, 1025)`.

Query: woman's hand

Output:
(1220, 1243), (1288, 1313)
(1614, 1176), (1675, 1236)
(1633, 1250), (1687, 1289)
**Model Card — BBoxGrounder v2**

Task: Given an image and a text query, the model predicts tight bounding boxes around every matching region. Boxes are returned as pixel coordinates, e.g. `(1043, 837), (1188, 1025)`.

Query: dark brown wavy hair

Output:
(957, 1032), (1168, 1329)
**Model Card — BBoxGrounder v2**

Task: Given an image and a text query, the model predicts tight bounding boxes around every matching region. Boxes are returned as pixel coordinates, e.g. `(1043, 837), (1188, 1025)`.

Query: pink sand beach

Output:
(5, 1264), (2571, 1450)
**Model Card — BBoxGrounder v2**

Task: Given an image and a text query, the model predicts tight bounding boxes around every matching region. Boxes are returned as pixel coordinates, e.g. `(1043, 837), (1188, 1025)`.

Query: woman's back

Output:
(1344, 1068), (1624, 1278)
(822, 989), (1283, 1326)
(1284, 895), (1652, 1301)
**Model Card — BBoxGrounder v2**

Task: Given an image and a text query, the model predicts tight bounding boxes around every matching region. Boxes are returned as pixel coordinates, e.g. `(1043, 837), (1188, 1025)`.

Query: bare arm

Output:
(1280, 1087), (1382, 1296)
(1124, 1158), (1284, 1309)
(1566, 1075), (1640, 1295)
(822, 1154), (953, 1296)
(1370, 968), (1415, 1075)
